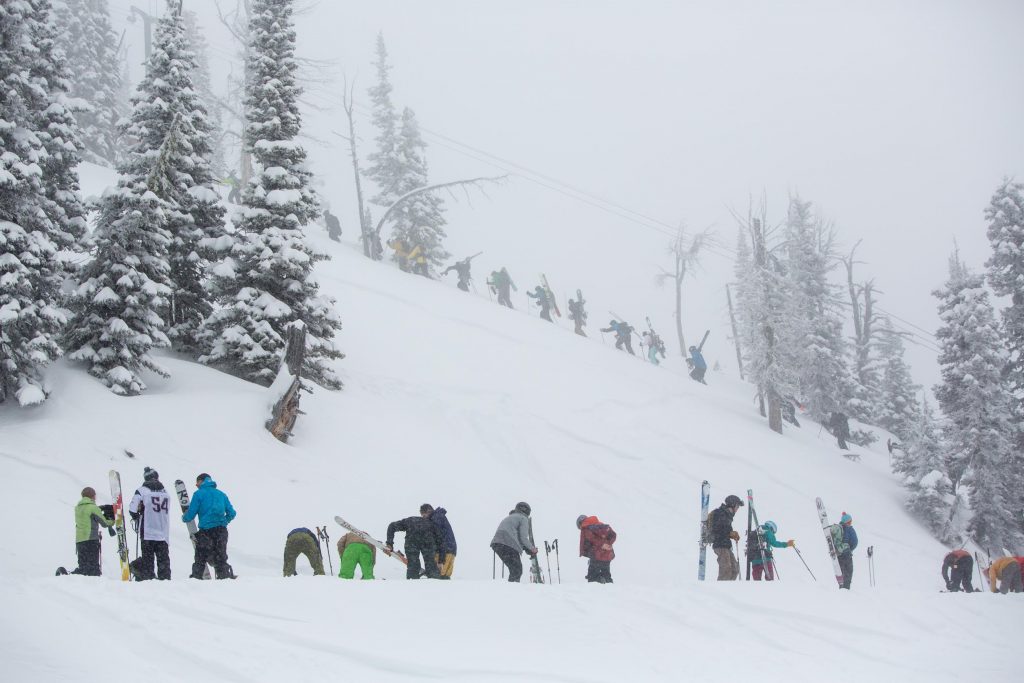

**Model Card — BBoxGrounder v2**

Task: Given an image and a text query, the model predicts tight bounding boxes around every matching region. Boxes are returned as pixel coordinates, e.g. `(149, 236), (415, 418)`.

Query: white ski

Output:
(816, 497), (844, 588)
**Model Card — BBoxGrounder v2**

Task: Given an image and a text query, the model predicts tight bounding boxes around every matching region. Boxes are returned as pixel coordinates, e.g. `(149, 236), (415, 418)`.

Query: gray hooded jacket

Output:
(490, 511), (536, 554)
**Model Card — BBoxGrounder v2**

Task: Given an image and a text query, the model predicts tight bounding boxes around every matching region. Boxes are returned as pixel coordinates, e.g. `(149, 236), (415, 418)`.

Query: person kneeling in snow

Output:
(63, 486), (115, 576)
(283, 528), (325, 576)
(576, 515), (617, 583)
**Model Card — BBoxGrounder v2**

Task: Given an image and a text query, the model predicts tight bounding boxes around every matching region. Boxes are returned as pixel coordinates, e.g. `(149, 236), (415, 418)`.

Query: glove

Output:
(946, 581), (954, 591)
(787, 540), (795, 547)
(107, 526), (117, 537)
(384, 542), (393, 556)
(528, 548), (538, 557)
(729, 531), (740, 541)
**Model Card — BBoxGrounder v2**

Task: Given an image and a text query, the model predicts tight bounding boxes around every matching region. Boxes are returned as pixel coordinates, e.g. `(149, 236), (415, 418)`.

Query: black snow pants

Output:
(406, 538), (440, 580)
(491, 542), (523, 582)
(72, 540), (102, 576)
(948, 556), (974, 592)
(192, 526), (234, 579)
(839, 552), (854, 589)
(133, 540), (171, 580)
(586, 559), (613, 583)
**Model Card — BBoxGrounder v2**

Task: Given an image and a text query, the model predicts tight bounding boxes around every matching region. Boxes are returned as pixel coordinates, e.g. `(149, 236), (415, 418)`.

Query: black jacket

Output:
(386, 516), (441, 551)
(710, 504), (736, 549)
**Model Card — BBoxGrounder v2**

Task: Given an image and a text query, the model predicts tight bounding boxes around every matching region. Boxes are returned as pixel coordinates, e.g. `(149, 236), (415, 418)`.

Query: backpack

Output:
(828, 524), (850, 555)
(746, 529), (761, 557)
(702, 509), (715, 544)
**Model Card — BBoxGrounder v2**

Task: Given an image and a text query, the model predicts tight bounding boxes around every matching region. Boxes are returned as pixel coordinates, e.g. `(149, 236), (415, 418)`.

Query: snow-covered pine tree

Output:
(841, 245), (884, 423)
(893, 397), (957, 544)
(388, 107), (449, 270)
(984, 179), (1024, 406)
(52, 0), (124, 167)
(933, 250), (1022, 552)
(875, 318), (921, 442)
(0, 0), (86, 406)
(182, 9), (227, 179)
(200, 0), (342, 389)
(783, 196), (853, 423)
(364, 32), (402, 220)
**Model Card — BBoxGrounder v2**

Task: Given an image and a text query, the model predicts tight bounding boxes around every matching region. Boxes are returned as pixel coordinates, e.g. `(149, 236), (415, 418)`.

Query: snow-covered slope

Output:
(0, 228), (1017, 683)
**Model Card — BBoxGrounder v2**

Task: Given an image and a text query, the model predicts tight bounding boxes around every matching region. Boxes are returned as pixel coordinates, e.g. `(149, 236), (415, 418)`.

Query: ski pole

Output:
(317, 526), (333, 575)
(867, 546), (875, 587)
(552, 539), (561, 583)
(792, 545), (816, 580)
(734, 540), (741, 580)
(544, 541), (553, 584)
(492, 551), (496, 580)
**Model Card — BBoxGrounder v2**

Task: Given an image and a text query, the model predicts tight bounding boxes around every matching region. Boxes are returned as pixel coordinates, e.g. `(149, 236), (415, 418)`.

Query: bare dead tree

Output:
(654, 225), (712, 358)
(331, 75), (375, 258)
(372, 176), (508, 241)
(841, 241), (883, 397)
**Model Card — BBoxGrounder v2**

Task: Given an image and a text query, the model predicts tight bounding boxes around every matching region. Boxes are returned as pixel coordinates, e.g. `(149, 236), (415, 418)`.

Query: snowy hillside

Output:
(0, 227), (1018, 683)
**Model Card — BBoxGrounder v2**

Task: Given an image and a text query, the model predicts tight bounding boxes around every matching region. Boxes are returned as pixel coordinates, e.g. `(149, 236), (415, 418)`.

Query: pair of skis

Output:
(334, 516), (408, 566)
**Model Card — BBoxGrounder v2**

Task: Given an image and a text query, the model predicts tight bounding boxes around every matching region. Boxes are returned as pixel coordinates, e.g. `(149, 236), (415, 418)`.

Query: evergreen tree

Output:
(200, 0), (342, 389)
(783, 196), (853, 422)
(183, 9), (227, 178)
(364, 32), (401, 212)
(0, 0), (85, 405)
(388, 107), (449, 268)
(52, 0), (124, 166)
(894, 398), (957, 544)
(875, 319), (921, 441)
(932, 251), (1022, 552)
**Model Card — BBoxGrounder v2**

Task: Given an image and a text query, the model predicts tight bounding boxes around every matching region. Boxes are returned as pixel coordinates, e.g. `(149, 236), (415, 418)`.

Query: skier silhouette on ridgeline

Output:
(488, 268), (517, 308)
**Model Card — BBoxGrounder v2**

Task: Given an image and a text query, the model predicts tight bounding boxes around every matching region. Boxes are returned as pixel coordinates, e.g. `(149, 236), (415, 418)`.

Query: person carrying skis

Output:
(834, 512), (858, 589)
(385, 506), (443, 580)
(601, 320), (635, 354)
(688, 344), (708, 383)
(747, 520), (794, 581)
(941, 549), (975, 592)
(710, 494), (744, 581)
(490, 502), (538, 583)
(442, 256), (474, 292)
(336, 532), (375, 580)
(182, 473), (237, 580)
(127, 467), (171, 581)
(422, 504), (457, 579)
(282, 527), (325, 577)
(323, 208), (342, 242)
(67, 486), (115, 576)
(488, 267), (517, 308)
(988, 556), (1023, 594)
(568, 292), (587, 336)
(527, 284), (554, 321)
(642, 331), (665, 365)
(576, 514), (617, 583)
(828, 411), (851, 450)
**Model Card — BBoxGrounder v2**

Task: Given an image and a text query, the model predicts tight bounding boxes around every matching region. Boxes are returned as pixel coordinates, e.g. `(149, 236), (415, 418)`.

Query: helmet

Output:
(689, 345), (697, 351)
(724, 495), (744, 508)
(515, 501), (531, 516)
(764, 520), (778, 534)
(576, 515), (588, 529)
(143, 467), (159, 482)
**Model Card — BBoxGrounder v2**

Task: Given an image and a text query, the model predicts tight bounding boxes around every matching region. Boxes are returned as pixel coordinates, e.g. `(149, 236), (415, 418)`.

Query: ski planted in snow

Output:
(747, 489), (776, 580)
(108, 470), (130, 581)
(816, 497), (844, 588)
(698, 480), (711, 580)
(334, 516), (408, 566)
(174, 480), (211, 579)
(541, 274), (562, 317)
(527, 517), (544, 583)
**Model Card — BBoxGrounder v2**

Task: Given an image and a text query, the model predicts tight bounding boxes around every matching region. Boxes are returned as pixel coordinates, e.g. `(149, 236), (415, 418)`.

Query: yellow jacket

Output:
(387, 239), (411, 259)
(408, 245), (426, 264)
(988, 556), (1020, 592)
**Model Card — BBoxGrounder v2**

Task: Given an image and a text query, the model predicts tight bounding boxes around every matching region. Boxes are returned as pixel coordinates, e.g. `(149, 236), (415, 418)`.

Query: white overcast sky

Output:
(112, 0), (1024, 394)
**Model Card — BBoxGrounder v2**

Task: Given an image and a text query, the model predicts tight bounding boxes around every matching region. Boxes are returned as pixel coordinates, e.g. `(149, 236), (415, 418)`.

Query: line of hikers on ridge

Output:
(63, 472), (1022, 593)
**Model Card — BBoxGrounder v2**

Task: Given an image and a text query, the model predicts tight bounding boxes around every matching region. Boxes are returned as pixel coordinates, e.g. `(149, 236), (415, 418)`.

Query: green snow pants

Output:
(283, 532), (325, 576)
(339, 542), (375, 580)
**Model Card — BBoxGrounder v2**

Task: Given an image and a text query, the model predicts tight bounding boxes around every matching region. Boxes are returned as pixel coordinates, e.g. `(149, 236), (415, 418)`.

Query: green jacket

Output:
(75, 497), (113, 543)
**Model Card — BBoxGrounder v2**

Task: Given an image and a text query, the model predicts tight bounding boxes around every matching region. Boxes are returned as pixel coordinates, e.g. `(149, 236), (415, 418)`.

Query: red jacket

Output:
(579, 516), (616, 562)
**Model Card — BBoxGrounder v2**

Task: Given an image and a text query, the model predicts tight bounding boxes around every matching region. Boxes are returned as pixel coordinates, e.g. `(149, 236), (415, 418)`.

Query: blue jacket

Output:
(691, 349), (707, 370)
(430, 508), (457, 556)
(841, 524), (858, 554)
(182, 478), (236, 530)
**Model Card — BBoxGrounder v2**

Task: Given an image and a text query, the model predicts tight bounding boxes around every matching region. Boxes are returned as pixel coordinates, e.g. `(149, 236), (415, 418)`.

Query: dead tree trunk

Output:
(338, 78), (374, 258)
(266, 322), (306, 443)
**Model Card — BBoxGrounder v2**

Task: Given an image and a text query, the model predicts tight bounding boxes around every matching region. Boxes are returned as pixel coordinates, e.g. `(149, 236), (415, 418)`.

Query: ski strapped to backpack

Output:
(108, 470), (131, 582)
(334, 516), (408, 566)
(174, 480), (211, 579)
(540, 274), (561, 317)
(816, 497), (845, 588)
(747, 489), (777, 579)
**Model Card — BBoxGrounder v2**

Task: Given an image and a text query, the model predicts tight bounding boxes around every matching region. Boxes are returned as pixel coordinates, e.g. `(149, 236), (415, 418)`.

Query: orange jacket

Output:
(988, 556), (1021, 592)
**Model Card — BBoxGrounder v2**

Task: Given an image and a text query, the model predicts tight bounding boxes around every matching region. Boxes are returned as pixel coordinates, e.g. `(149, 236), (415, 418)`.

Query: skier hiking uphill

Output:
(488, 267), (517, 308)
(323, 208), (342, 242)
(424, 504), (457, 579)
(62, 486), (115, 576)
(282, 527), (325, 577)
(988, 556), (1023, 594)
(527, 284), (554, 322)
(941, 549), (975, 592)
(567, 290), (587, 336)
(828, 512), (858, 589)
(224, 170), (241, 204)
(181, 474), (237, 579)
(576, 515), (617, 583)
(409, 242), (430, 277)
(385, 505), (443, 580)
(601, 320), (635, 354)
(828, 411), (851, 450)
(710, 494), (744, 580)
(688, 346), (708, 384)
(747, 520), (795, 581)
(387, 237), (413, 272)
(490, 502), (538, 583)
(442, 253), (481, 293)
(336, 532), (375, 580)
(128, 467), (171, 581)
(643, 330), (666, 365)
